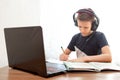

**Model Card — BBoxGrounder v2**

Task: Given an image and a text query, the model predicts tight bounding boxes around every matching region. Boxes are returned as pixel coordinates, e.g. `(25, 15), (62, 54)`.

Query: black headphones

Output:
(73, 8), (100, 31)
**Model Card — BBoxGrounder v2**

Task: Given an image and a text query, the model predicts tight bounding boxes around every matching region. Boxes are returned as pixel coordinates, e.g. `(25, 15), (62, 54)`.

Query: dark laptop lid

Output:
(4, 26), (48, 77)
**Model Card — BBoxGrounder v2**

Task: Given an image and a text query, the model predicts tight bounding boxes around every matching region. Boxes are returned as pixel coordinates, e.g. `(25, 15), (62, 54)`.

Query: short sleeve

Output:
(67, 33), (80, 51)
(96, 32), (109, 48)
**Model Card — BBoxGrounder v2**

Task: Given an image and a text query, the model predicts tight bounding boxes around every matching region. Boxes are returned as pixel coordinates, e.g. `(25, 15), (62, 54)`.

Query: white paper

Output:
(46, 58), (63, 64)
(74, 46), (87, 58)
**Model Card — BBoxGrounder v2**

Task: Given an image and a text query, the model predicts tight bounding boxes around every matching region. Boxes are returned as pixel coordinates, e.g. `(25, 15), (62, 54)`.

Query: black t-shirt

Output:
(67, 31), (109, 56)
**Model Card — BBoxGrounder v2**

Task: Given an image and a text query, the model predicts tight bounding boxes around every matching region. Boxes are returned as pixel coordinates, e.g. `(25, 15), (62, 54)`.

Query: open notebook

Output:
(63, 61), (120, 72)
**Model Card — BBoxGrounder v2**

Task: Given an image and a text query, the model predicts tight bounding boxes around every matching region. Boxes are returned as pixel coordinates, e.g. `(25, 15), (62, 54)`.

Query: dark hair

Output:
(77, 12), (94, 22)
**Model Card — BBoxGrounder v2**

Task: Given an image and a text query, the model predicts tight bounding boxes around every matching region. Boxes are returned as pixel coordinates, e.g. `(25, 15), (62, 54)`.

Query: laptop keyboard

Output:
(46, 62), (66, 74)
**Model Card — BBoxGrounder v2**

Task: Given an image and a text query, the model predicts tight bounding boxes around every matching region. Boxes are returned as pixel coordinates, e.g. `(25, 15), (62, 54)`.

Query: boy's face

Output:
(77, 20), (93, 36)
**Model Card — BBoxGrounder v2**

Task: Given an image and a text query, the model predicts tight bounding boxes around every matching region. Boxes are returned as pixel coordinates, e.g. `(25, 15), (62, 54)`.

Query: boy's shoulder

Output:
(95, 31), (104, 36)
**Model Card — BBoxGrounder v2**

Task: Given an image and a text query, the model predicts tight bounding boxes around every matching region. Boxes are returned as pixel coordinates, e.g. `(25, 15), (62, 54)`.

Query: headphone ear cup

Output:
(73, 13), (78, 26)
(91, 21), (98, 31)
(74, 20), (78, 26)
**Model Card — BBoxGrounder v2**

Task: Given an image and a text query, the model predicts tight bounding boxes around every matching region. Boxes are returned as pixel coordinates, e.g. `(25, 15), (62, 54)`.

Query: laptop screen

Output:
(4, 26), (48, 77)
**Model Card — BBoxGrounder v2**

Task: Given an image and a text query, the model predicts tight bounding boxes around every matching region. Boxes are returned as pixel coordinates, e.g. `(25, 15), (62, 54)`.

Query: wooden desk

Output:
(1, 66), (120, 80)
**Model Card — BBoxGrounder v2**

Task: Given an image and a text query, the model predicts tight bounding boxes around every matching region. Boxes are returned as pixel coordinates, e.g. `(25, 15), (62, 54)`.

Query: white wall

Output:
(0, 0), (40, 67)
(1, 0), (120, 67)
(40, 0), (120, 63)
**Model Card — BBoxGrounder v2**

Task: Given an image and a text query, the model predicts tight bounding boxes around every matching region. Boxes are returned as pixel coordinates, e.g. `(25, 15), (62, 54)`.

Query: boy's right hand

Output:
(59, 53), (69, 61)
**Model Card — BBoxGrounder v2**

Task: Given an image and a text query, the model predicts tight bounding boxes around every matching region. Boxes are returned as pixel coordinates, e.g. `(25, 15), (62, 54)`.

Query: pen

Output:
(61, 46), (65, 54)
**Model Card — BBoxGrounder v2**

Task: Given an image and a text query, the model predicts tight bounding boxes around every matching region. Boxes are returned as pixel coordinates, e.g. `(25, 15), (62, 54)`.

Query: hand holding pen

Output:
(59, 46), (69, 61)
(61, 46), (66, 54)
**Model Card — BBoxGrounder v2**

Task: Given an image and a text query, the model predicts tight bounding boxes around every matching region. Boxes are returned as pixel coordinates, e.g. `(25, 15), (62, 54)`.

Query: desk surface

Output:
(1, 66), (120, 80)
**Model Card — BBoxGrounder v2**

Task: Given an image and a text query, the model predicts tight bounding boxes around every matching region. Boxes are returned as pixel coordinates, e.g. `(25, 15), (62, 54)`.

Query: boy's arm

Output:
(68, 45), (112, 62)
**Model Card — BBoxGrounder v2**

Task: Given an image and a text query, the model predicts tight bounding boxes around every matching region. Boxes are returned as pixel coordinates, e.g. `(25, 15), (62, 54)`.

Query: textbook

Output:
(64, 62), (120, 72)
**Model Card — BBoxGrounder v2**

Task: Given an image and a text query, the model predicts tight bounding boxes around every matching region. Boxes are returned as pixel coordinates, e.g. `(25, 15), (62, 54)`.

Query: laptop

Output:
(4, 26), (66, 78)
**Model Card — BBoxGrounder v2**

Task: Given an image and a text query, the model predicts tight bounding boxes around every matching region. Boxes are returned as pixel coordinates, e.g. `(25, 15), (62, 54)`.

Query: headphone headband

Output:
(76, 8), (95, 16)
